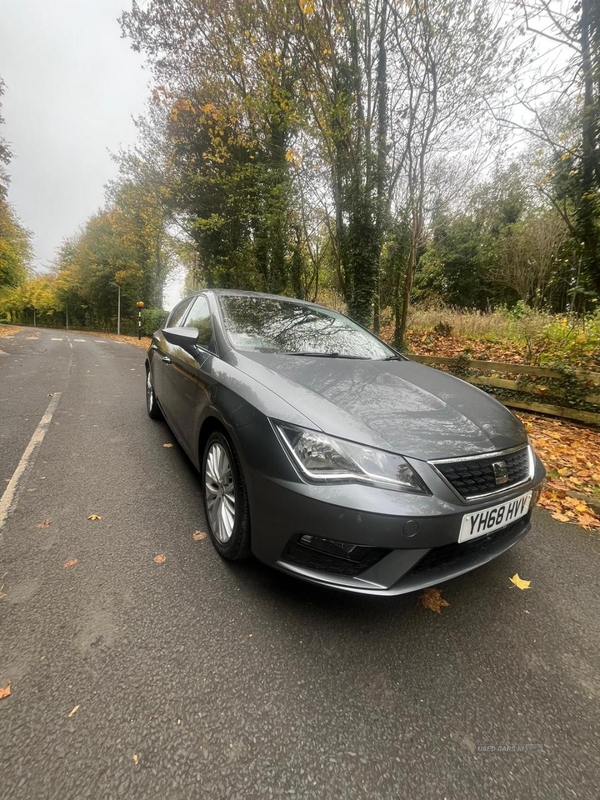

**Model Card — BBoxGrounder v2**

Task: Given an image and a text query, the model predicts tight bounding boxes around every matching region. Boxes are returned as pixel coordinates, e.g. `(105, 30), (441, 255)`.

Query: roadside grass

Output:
(393, 306), (600, 372)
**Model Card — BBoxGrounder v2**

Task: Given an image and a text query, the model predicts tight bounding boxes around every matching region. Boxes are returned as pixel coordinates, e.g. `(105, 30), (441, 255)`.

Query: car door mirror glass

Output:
(162, 326), (200, 348)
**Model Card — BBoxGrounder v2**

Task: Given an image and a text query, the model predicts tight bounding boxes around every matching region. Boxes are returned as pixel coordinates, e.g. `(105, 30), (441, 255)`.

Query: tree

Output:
(0, 78), (12, 202)
(494, 1), (600, 294)
(0, 76), (32, 294)
(0, 202), (31, 291)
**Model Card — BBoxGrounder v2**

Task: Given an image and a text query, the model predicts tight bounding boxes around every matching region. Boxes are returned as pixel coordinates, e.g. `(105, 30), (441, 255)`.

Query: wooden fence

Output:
(410, 355), (600, 426)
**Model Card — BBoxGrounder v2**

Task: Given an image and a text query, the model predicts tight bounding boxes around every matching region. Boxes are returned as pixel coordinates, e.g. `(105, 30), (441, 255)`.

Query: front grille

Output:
(434, 446), (531, 499)
(280, 536), (389, 578)
(407, 517), (528, 576)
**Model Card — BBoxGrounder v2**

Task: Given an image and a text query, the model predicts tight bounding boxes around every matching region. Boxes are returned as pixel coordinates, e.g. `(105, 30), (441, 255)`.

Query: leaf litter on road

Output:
(87, 514), (102, 521)
(518, 414), (600, 530)
(68, 705), (80, 718)
(163, 443), (174, 448)
(153, 554), (166, 564)
(64, 559), (78, 569)
(36, 519), (51, 528)
(132, 754), (139, 765)
(420, 587), (450, 613)
(0, 685), (11, 700)
(193, 531), (207, 541)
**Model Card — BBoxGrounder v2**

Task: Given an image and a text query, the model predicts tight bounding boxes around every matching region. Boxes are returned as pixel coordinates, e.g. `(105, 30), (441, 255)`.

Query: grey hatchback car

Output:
(146, 290), (545, 595)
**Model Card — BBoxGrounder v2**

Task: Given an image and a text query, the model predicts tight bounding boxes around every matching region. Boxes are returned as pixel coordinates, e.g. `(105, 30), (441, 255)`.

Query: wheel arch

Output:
(198, 415), (230, 468)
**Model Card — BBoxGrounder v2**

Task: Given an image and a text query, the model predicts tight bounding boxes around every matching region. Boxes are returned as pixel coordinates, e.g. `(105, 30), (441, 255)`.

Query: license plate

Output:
(458, 492), (532, 543)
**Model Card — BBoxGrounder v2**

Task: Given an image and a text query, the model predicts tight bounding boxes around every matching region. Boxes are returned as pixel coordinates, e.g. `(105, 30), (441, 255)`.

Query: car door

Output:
(162, 294), (216, 455)
(151, 297), (193, 409)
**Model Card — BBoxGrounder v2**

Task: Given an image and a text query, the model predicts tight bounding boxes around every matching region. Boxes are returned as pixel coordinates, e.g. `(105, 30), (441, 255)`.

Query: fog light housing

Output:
(299, 534), (363, 558)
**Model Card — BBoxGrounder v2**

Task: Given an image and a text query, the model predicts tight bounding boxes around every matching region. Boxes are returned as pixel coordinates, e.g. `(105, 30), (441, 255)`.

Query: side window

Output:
(168, 298), (193, 328)
(183, 295), (214, 351)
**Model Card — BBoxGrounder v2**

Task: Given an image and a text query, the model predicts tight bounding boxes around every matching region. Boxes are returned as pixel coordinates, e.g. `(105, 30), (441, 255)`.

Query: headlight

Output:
(274, 423), (428, 493)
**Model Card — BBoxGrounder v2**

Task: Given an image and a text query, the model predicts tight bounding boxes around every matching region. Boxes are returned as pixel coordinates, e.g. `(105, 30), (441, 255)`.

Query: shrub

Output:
(538, 311), (600, 370)
(141, 307), (168, 336)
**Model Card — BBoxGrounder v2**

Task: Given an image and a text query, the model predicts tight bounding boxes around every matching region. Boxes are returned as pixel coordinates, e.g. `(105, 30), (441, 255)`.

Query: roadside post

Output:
(136, 301), (145, 340)
(111, 282), (121, 335)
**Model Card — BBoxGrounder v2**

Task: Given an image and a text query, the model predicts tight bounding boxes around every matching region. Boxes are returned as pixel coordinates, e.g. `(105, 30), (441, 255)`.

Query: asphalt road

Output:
(1, 326), (599, 800)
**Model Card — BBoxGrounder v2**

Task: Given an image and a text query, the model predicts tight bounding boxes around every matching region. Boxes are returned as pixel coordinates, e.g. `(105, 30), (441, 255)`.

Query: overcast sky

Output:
(1, 0), (148, 271)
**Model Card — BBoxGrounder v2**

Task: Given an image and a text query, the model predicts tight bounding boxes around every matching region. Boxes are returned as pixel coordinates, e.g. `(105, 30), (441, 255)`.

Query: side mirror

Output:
(162, 326), (199, 348)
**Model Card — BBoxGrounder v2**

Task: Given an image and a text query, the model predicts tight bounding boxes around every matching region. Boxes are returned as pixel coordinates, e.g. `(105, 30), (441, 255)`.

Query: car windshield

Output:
(219, 295), (396, 359)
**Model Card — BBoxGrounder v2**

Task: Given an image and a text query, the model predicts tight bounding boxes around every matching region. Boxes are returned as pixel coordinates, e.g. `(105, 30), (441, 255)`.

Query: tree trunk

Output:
(580, 0), (599, 292)
(395, 237), (417, 348)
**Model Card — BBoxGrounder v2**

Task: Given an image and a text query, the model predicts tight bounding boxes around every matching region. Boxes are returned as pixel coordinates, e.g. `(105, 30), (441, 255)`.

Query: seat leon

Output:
(146, 290), (545, 596)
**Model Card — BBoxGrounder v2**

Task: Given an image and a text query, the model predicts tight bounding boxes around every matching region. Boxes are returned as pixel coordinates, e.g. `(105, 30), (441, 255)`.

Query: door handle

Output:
(162, 356), (172, 364)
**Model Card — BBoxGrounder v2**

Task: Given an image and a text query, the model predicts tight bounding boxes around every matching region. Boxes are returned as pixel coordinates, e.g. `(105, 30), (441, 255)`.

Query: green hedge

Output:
(141, 308), (168, 336)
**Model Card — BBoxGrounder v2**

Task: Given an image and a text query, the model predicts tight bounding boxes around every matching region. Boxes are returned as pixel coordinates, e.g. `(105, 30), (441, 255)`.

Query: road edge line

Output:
(0, 392), (62, 533)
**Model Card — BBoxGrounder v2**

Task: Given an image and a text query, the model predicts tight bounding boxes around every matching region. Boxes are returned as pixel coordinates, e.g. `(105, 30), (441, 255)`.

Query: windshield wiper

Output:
(287, 352), (368, 359)
(381, 354), (405, 361)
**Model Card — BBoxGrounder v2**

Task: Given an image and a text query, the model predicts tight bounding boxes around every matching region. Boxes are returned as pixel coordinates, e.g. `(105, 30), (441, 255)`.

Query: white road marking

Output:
(0, 392), (62, 534)
(51, 337), (63, 341)
(74, 339), (86, 342)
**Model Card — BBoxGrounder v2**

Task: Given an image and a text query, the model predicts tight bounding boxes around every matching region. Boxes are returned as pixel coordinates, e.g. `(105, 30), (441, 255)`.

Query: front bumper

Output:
(246, 457), (545, 596)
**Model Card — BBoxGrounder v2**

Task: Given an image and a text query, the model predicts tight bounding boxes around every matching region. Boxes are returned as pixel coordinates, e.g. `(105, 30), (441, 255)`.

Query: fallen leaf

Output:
(193, 531), (207, 541)
(0, 685), (11, 700)
(420, 587), (450, 613)
(163, 443), (174, 448)
(132, 754), (139, 765)
(87, 514), (101, 521)
(0, 590), (6, 600)
(36, 519), (51, 528)
(510, 573), (531, 590)
(153, 554), (166, 564)
(68, 704), (80, 718)
(64, 559), (78, 569)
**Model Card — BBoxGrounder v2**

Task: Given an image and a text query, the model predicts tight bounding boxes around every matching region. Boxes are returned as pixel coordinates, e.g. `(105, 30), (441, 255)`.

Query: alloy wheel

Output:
(205, 442), (236, 543)
(146, 370), (154, 412)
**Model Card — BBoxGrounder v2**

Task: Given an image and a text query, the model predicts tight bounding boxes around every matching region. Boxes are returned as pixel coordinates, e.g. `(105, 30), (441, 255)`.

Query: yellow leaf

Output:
(509, 573), (531, 590)
(0, 685), (11, 700)
(68, 704), (80, 718)
(87, 514), (102, 521)
(420, 587), (450, 613)
(132, 754), (139, 765)
(153, 554), (166, 564)
(193, 531), (207, 541)
(64, 559), (78, 569)
(163, 443), (174, 448)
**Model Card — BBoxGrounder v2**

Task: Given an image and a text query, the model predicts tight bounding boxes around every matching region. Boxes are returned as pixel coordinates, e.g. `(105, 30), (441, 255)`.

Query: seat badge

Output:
(492, 460), (509, 485)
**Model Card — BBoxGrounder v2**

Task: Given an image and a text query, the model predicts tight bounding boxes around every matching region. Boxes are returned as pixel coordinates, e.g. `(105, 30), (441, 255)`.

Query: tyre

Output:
(146, 365), (163, 420)
(202, 431), (251, 560)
